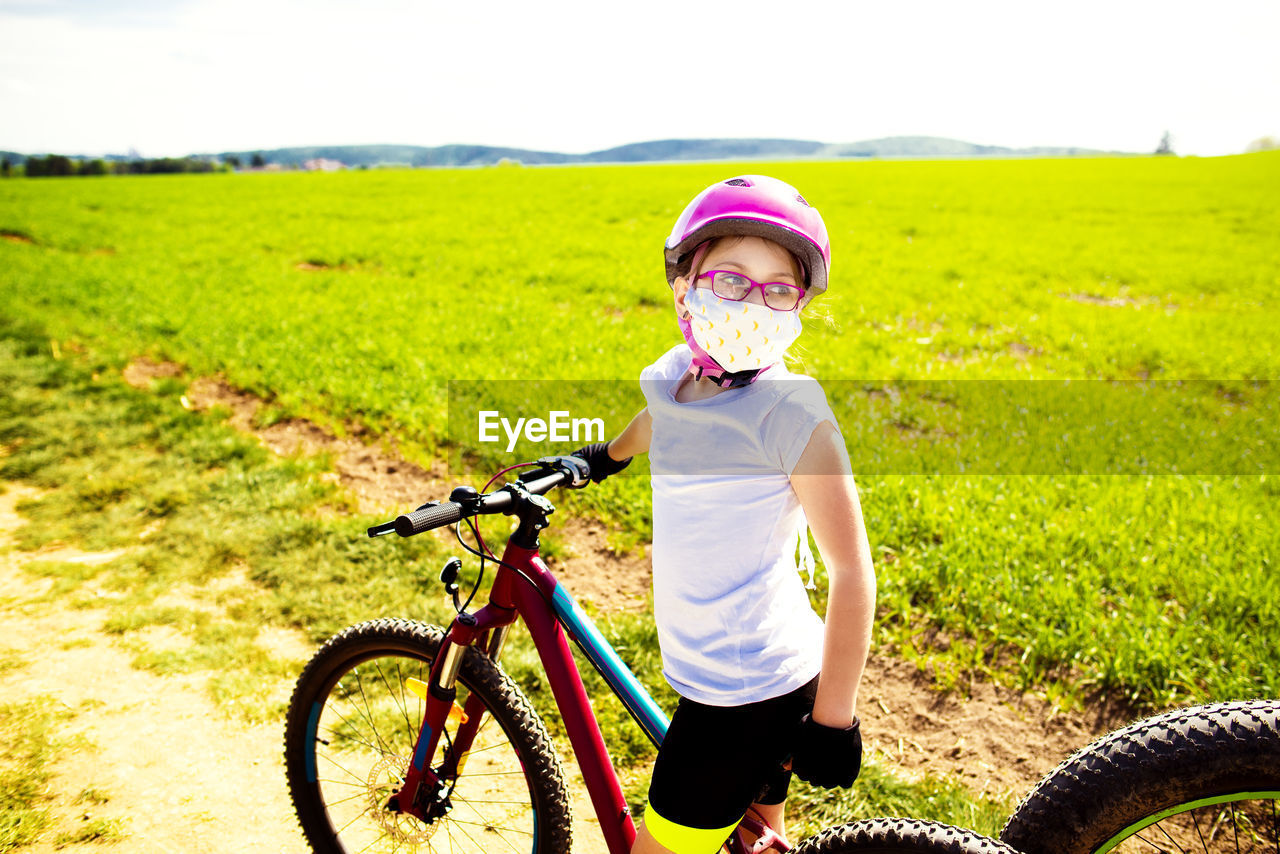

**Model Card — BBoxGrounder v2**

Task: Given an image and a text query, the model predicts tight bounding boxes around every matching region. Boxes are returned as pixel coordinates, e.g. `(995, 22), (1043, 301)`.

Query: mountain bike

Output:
(282, 454), (1280, 853)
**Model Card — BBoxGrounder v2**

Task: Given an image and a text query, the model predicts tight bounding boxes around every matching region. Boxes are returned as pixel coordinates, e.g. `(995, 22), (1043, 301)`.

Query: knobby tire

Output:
(794, 817), (1021, 854)
(1000, 699), (1280, 854)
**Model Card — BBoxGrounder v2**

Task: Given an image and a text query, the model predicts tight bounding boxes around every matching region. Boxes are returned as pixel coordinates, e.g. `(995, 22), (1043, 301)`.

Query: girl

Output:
(576, 175), (875, 854)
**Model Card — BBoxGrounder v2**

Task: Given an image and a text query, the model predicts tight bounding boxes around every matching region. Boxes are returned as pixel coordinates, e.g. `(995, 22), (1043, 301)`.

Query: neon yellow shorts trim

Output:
(645, 804), (740, 854)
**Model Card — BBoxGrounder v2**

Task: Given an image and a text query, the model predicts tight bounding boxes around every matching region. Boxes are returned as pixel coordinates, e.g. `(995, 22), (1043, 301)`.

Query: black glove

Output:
(571, 442), (632, 483)
(791, 714), (862, 789)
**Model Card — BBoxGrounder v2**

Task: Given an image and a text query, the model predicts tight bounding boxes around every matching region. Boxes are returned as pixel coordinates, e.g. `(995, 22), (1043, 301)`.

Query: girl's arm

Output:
(790, 420), (876, 728)
(607, 407), (652, 460)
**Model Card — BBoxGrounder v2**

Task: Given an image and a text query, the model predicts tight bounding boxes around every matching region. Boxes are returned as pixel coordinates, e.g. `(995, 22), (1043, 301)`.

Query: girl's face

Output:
(673, 236), (804, 319)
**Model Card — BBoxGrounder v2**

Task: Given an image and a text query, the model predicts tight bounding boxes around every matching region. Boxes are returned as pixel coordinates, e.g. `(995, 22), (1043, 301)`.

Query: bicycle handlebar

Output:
(367, 455), (591, 539)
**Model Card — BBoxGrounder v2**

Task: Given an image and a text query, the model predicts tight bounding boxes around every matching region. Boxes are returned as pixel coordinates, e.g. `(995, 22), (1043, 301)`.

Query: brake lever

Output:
(367, 520), (397, 538)
(533, 454), (591, 488)
(440, 557), (465, 612)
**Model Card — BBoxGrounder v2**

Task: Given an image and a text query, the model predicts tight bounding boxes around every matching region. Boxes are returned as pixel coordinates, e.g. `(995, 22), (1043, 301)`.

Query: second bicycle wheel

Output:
(284, 618), (572, 854)
(794, 817), (1021, 853)
(1000, 699), (1280, 854)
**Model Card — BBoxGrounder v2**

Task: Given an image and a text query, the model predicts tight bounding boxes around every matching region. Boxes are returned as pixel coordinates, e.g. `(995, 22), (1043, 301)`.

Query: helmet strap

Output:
(693, 364), (770, 389)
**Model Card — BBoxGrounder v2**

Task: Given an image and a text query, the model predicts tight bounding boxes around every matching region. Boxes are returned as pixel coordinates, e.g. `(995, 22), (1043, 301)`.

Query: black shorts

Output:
(646, 675), (819, 835)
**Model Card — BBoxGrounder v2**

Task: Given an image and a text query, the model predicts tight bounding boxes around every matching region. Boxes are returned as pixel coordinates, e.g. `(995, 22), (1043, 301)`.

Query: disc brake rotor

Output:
(366, 754), (438, 844)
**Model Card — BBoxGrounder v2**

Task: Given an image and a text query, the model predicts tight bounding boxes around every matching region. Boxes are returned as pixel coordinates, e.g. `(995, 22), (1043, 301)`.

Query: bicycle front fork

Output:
(387, 612), (512, 821)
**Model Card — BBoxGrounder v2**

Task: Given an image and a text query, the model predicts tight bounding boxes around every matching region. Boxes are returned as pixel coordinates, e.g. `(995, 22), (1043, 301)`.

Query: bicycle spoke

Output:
(1133, 829), (1175, 853)
(447, 815), (498, 854)
(376, 660), (416, 754)
(319, 708), (386, 757)
(379, 658), (416, 739)
(453, 796), (536, 807)
(312, 787), (372, 811)
(447, 816), (529, 853)
(369, 662), (411, 758)
(439, 821), (461, 854)
(448, 815), (535, 836)
(455, 738), (516, 758)
(1157, 819), (1189, 854)
(1190, 806), (1211, 854)
(454, 769), (526, 779)
(351, 666), (395, 758)
(333, 804), (377, 841)
(447, 770), (534, 852)
(317, 752), (375, 788)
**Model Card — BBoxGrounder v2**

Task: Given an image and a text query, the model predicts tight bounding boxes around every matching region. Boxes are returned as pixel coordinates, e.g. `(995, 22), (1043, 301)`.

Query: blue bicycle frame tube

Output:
(552, 585), (670, 746)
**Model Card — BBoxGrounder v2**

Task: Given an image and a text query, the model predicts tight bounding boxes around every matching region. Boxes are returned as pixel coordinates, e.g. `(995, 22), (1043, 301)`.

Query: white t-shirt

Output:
(640, 344), (837, 706)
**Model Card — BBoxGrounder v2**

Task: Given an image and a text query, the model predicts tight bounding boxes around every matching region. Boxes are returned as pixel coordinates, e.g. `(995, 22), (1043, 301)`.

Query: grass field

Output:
(2, 154), (1278, 834)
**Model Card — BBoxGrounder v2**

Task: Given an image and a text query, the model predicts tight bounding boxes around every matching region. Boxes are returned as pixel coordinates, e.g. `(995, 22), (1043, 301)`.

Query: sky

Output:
(1, 0), (1277, 159)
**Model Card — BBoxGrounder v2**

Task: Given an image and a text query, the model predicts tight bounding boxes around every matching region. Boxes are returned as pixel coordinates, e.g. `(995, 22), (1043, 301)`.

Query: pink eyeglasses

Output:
(696, 270), (806, 311)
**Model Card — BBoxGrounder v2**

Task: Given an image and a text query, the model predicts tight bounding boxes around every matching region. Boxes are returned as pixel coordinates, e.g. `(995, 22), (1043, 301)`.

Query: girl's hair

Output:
(684, 236), (806, 288)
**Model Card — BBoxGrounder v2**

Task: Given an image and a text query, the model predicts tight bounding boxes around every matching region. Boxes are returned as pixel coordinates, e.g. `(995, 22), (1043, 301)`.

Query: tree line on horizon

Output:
(0, 152), (284, 178)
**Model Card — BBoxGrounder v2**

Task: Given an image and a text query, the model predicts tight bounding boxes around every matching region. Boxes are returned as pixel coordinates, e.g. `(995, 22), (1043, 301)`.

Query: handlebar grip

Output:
(394, 501), (465, 537)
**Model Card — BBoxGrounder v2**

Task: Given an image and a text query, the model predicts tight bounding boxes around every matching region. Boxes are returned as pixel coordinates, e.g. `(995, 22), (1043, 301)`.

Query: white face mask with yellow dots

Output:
(685, 287), (802, 372)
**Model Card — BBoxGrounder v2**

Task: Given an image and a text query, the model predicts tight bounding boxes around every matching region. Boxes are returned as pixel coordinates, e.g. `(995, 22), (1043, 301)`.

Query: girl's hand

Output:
(791, 714), (862, 789)
(571, 442), (632, 483)
(574, 407), (650, 483)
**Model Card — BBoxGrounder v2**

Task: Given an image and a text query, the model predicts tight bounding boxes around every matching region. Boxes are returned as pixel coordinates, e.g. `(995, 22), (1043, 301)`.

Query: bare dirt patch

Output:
(121, 357), (182, 387)
(856, 655), (1092, 802)
(1062, 291), (1174, 311)
(2, 229), (36, 245)
(1065, 292), (1140, 307)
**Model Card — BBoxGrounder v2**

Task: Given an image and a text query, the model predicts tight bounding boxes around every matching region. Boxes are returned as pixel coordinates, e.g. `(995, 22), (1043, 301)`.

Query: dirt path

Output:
(0, 361), (1114, 852)
(0, 483), (309, 853)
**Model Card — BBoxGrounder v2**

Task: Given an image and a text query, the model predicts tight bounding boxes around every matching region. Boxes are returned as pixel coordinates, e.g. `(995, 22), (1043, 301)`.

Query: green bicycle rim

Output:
(1097, 791), (1280, 854)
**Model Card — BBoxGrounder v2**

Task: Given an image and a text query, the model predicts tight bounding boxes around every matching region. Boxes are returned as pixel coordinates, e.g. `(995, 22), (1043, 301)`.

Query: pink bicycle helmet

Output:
(664, 174), (831, 297)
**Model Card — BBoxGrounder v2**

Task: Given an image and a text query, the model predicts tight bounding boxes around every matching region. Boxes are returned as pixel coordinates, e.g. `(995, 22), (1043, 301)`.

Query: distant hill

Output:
(207, 137), (1122, 167)
(205, 144), (577, 168)
(581, 138), (828, 163)
(197, 140), (831, 168)
(817, 136), (1114, 158)
(2, 137), (1127, 169)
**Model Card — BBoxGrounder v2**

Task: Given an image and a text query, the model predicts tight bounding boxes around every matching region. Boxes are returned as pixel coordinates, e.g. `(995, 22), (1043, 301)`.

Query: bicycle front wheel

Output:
(794, 818), (1021, 853)
(284, 618), (572, 854)
(1000, 699), (1280, 854)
